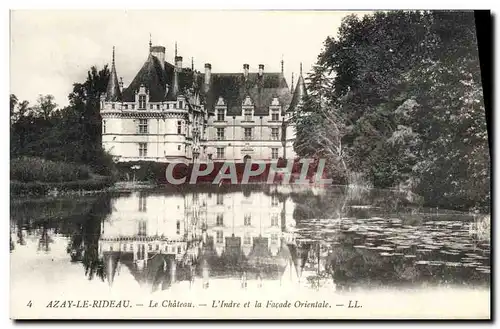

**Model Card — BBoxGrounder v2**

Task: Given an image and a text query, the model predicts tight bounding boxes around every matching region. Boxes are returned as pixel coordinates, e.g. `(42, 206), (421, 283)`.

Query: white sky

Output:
(10, 10), (372, 107)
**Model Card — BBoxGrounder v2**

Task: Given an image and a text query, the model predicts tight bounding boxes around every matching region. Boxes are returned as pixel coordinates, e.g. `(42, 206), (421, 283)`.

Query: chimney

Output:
(243, 64), (249, 79)
(175, 56), (183, 70)
(150, 45), (166, 64)
(258, 64), (264, 76)
(204, 63), (212, 85)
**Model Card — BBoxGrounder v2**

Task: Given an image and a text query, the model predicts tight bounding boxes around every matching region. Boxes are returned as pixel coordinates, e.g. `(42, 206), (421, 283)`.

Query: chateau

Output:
(100, 42), (307, 163)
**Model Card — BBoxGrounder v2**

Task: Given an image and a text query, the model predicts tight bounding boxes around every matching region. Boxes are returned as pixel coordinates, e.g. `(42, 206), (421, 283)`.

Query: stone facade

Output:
(100, 44), (306, 163)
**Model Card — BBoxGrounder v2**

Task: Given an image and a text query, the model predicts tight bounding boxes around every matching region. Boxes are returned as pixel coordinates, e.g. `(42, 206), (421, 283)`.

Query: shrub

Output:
(10, 157), (91, 183)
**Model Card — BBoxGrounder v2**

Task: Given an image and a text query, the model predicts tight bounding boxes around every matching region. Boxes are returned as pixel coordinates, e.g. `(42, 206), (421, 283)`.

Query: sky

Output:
(10, 10), (372, 107)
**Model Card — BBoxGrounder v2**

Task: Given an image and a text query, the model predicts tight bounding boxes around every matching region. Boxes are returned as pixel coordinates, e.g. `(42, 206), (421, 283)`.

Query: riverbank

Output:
(10, 176), (115, 198)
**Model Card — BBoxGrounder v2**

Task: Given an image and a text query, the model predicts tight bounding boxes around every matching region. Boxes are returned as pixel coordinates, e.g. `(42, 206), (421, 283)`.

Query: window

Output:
(139, 194), (147, 212)
(216, 147), (225, 159)
(216, 214), (224, 226)
(179, 101), (184, 109)
(131, 104), (135, 110)
(177, 121), (182, 134)
(271, 194), (279, 206)
(217, 109), (225, 121)
(271, 128), (279, 140)
(139, 143), (148, 157)
(217, 128), (225, 140)
(216, 194), (224, 205)
(271, 112), (280, 121)
(244, 233), (252, 245)
(271, 148), (279, 159)
(271, 233), (279, 245)
(178, 145), (181, 151)
(157, 104), (160, 110)
(244, 128), (252, 140)
(148, 244), (152, 251)
(102, 120), (107, 134)
(139, 95), (146, 109)
(244, 109), (252, 121)
(271, 214), (279, 227)
(176, 221), (180, 235)
(123, 104), (128, 110)
(244, 214), (251, 226)
(111, 103), (115, 109)
(138, 119), (148, 134)
(216, 231), (223, 244)
(138, 221), (146, 236)
(150, 104), (153, 110)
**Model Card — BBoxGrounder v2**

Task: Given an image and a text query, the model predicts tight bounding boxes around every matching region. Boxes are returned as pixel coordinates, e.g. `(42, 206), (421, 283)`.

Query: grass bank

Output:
(10, 157), (115, 197)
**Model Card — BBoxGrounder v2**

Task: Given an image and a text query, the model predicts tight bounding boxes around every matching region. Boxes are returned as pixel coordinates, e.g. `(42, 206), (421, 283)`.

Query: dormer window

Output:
(271, 109), (280, 121)
(179, 100), (184, 109)
(150, 104), (153, 110)
(111, 103), (115, 110)
(217, 109), (225, 121)
(139, 95), (146, 109)
(123, 104), (128, 110)
(244, 109), (252, 121)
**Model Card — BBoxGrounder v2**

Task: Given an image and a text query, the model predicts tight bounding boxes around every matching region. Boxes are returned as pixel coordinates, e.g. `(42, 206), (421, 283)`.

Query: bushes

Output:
(10, 176), (115, 197)
(11, 157), (91, 183)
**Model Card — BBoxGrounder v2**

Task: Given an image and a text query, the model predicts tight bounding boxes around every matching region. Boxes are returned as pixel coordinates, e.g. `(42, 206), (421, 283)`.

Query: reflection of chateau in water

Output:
(98, 190), (309, 291)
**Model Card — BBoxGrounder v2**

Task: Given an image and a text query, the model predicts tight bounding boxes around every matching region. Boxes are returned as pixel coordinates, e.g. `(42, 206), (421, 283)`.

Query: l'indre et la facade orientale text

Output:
(100, 41), (308, 164)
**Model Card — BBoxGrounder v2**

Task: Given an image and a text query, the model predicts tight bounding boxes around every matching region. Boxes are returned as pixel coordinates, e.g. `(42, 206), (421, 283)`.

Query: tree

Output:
(300, 10), (489, 211)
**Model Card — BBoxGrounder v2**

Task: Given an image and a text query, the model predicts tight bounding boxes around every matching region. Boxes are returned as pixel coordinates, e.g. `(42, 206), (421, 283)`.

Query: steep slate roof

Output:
(118, 50), (296, 115)
(289, 73), (307, 112)
(202, 72), (292, 116)
(122, 54), (168, 102)
(105, 48), (122, 101)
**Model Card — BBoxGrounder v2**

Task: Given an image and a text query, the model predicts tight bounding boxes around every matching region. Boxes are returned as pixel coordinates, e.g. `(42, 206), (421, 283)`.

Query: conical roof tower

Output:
(288, 63), (307, 112)
(105, 46), (122, 102)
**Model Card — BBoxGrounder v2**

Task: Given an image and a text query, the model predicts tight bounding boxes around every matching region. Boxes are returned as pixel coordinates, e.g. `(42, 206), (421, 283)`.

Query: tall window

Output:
(138, 119), (148, 134)
(244, 109), (252, 121)
(244, 233), (252, 245)
(217, 128), (225, 140)
(271, 111), (280, 121)
(131, 104), (135, 110)
(216, 231), (223, 244)
(244, 214), (251, 226)
(216, 147), (225, 159)
(270, 233), (279, 245)
(176, 220), (180, 235)
(139, 143), (148, 157)
(150, 104), (153, 110)
(139, 194), (147, 212)
(244, 128), (252, 140)
(102, 120), (107, 134)
(271, 214), (279, 227)
(271, 147), (279, 159)
(139, 95), (146, 109)
(216, 213), (224, 226)
(177, 120), (182, 134)
(138, 221), (147, 236)
(271, 128), (279, 140)
(271, 194), (279, 206)
(179, 100), (184, 109)
(111, 103), (115, 109)
(217, 109), (225, 121)
(216, 194), (224, 205)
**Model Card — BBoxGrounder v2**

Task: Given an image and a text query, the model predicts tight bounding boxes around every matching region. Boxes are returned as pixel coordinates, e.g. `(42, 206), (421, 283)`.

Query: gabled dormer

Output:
(242, 95), (254, 122)
(215, 97), (226, 122)
(270, 96), (281, 121)
(135, 84), (150, 110)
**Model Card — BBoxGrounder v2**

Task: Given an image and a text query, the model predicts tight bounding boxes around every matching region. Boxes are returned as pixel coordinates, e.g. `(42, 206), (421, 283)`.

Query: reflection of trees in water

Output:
(291, 187), (426, 291)
(11, 195), (110, 280)
(67, 196), (111, 282)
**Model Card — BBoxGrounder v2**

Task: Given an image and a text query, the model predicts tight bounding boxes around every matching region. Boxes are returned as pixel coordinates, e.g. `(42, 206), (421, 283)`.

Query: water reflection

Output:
(10, 186), (490, 294)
